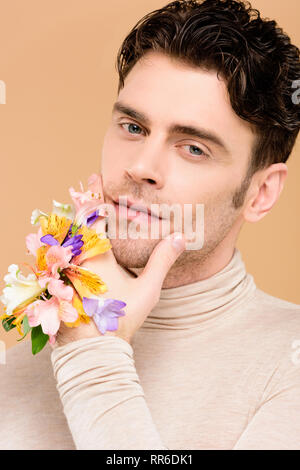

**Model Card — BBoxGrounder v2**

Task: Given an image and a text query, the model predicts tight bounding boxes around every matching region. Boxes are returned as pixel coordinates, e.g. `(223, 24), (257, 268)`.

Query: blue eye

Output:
(182, 145), (208, 158)
(120, 122), (143, 134)
(119, 122), (209, 159)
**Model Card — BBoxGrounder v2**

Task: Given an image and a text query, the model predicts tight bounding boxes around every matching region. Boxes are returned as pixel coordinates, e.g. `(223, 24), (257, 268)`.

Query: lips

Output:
(112, 197), (163, 220)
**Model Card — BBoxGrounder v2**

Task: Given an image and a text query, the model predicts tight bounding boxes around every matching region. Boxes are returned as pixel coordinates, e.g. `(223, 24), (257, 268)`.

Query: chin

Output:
(109, 237), (160, 268)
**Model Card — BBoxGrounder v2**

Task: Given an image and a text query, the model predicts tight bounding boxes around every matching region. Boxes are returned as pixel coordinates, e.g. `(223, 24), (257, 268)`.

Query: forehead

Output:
(117, 51), (256, 164)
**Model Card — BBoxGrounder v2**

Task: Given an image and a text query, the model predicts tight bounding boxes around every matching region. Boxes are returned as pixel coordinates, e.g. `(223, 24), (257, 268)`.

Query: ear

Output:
(243, 163), (288, 223)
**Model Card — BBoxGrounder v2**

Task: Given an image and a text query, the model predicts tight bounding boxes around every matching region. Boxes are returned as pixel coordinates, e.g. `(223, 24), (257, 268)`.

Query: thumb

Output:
(137, 232), (186, 296)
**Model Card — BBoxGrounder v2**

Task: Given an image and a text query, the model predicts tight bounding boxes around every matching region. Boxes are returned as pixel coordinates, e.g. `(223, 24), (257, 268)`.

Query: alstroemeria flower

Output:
(52, 199), (76, 220)
(0, 264), (43, 315)
(37, 219), (111, 299)
(38, 277), (74, 302)
(45, 245), (73, 278)
(69, 173), (107, 227)
(30, 209), (48, 226)
(41, 232), (84, 257)
(82, 297), (126, 334)
(87, 173), (103, 194)
(26, 295), (78, 344)
(31, 200), (75, 227)
(26, 226), (44, 257)
(69, 174), (103, 211)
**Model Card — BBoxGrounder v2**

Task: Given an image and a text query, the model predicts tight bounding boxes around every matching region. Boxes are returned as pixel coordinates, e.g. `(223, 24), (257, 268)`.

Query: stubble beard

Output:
(109, 192), (243, 271)
(105, 168), (251, 272)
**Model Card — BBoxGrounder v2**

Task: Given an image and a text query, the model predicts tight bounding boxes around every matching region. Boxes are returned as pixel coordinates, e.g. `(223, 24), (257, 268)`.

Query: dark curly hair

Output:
(115, 0), (300, 190)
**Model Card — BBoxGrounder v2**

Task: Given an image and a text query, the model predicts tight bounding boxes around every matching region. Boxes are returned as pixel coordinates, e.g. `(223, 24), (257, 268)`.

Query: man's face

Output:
(101, 51), (256, 269)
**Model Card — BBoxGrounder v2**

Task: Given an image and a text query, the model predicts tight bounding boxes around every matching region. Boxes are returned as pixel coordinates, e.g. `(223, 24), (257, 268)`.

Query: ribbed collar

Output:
(143, 248), (256, 329)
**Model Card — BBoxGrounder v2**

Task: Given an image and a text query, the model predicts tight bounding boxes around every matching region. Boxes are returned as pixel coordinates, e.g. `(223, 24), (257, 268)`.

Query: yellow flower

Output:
(64, 265), (107, 298)
(36, 245), (49, 271)
(71, 225), (112, 264)
(39, 213), (72, 245)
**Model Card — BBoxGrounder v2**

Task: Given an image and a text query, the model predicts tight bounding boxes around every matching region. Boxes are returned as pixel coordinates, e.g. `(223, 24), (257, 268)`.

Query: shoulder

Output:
(250, 288), (300, 327)
(254, 288), (300, 310)
(243, 288), (300, 362)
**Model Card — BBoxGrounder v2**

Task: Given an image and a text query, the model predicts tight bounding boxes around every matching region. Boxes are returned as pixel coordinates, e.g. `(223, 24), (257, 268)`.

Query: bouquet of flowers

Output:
(0, 174), (126, 354)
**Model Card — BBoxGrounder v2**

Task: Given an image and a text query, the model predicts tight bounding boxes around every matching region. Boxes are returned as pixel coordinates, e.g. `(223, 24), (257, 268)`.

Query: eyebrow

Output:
(112, 101), (230, 155)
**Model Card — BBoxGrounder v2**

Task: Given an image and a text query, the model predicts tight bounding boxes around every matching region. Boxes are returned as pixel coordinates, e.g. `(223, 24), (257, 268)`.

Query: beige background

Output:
(0, 0), (299, 350)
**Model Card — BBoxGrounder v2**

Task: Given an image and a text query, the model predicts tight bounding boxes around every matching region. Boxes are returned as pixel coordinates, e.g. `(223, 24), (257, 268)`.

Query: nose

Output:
(124, 145), (166, 189)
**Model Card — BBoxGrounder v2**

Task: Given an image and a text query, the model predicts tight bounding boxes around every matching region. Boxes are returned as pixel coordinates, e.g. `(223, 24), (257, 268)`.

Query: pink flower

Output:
(69, 173), (107, 226)
(87, 173), (103, 194)
(45, 245), (73, 278)
(69, 174), (102, 211)
(38, 277), (74, 302)
(26, 226), (44, 257)
(26, 295), (78, 340)
(69, 187), (95, 212)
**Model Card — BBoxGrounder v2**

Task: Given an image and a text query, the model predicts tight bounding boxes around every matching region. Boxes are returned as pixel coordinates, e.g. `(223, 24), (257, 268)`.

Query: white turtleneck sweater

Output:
(1, 248), (300, 450)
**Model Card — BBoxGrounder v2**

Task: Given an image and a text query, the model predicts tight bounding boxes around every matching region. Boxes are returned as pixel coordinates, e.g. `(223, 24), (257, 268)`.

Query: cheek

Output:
(101, 128), (123, 177)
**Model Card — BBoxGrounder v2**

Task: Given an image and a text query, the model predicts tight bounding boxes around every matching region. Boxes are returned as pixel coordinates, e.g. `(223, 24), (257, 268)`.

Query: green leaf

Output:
(17, 315), (32, 342)
(2, 316), (16, 332)
(31, 325), (49, 355)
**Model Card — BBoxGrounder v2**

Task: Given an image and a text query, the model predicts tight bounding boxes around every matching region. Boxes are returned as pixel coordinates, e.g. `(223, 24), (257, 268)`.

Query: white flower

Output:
(31, 209), (48, 226)
(52, 200), (75, 220)
(0, 264), (43, 316)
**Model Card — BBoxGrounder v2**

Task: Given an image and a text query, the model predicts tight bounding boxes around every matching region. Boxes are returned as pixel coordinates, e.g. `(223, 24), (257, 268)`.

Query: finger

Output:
(137, 232), (186, 295)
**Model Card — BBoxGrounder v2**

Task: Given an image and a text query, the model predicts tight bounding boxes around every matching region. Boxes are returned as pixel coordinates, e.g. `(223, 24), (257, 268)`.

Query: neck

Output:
(141, 246), (256, 330)
(128, 240), (237, 289)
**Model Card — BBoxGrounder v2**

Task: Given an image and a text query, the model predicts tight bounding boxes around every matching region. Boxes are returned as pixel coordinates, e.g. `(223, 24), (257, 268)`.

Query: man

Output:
(1, 0), (300, 450)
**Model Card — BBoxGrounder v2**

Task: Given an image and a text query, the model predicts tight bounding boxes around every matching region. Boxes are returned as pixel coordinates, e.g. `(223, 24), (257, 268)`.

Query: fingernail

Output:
(168, 232), (186, 252)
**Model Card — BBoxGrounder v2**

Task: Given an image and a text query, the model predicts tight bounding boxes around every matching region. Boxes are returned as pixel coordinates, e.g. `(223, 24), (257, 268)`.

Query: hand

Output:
(53, 217), (187, 348)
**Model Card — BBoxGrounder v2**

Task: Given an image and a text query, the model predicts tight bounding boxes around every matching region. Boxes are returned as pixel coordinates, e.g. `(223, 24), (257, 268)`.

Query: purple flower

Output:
(82, 297), (126, 335)
(40, 234), (59, 246)
(86, 210), (100, 227)
(62, 234), (84, 256)
(40, 233), (84, 256)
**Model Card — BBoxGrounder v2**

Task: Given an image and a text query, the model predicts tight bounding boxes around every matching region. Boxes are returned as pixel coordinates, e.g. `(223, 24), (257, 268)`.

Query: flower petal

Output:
(87, 173), (103, 195)
(102, 299), (127, 312)
(45, 245), (73, 276)
(27, 297), (61, 336)
(40, 234), (59, 246)
(52, 200), (76, 220)
(26, 300), (43, 327)
(47, 278), (74, 302)
(31, 209), (48, 226)
(0, 265), (43, 316)
(104, 316), (119, 331)
(64, 291), (90, 327)
(64, 265), (107, 296)
(59, 300), (79, 323)
(26, 227), (44, 257)
(82, 297), (101, 317)
(39, 213), (72, 245)
(93, 314), (107, 335)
